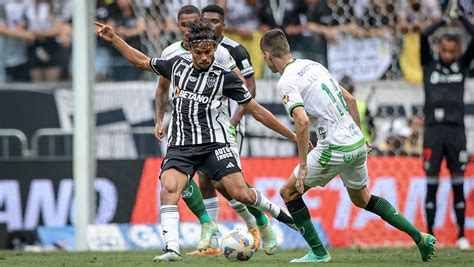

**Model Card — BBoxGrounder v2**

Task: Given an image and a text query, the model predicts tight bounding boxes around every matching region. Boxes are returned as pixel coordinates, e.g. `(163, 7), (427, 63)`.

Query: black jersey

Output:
(150, 56), (252, 147)
(421, 17), (474, 126)
(219, 36), (254, 78)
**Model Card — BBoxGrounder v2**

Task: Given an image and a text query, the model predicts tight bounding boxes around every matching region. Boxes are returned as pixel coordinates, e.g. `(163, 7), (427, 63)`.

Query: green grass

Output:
(0, 248), (473, 267)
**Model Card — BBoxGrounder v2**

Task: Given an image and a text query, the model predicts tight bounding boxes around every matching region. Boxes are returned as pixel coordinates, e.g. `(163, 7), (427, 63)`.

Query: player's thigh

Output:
(423, 126), (444, 175)
(444, 126), (468, 174)
(300, 147), (340, 188)
(200, 143), (241, 181)
(219, 172), (254, 203)
(346, 186), (371, 208)
(339, 147), (369, 190)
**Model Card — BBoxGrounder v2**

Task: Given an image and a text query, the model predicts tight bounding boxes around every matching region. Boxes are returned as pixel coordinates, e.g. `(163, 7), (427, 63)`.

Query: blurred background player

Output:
(260, 28), (436, 263)
(421, 3), (474, 251)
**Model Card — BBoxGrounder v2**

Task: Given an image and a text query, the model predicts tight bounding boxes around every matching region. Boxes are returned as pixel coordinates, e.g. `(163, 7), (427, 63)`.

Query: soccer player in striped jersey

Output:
(157, 5), (278, 255)
(96, 19), (298, 262)
(260, 29), (436, 263)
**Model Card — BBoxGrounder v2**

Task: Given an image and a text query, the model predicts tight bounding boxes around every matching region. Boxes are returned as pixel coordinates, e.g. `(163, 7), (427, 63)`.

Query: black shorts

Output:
(160, 143), (241, 181)
(423, 125), (467, 174)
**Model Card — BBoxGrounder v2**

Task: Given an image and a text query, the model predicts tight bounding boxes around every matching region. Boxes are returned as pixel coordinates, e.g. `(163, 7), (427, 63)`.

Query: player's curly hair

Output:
(186, 19), (217, 47)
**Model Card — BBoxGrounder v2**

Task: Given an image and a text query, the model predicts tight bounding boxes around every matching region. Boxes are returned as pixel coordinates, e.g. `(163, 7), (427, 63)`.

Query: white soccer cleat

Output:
(456, 237), (471, 251)
(153, 248), (182, 262)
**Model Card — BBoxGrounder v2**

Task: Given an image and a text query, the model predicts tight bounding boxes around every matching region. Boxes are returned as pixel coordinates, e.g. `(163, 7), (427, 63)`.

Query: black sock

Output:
(452, 176), (465, 239)
(425, 176), (439, 236)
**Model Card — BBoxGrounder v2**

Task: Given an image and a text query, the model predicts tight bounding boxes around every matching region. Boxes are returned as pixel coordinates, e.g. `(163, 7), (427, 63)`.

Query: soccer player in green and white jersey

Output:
(260, 29), (437, 263)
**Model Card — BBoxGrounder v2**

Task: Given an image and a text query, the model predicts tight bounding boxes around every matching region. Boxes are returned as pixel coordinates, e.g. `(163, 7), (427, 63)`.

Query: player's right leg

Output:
(280, 174), (331, 263)
(153, 168), (189, 262)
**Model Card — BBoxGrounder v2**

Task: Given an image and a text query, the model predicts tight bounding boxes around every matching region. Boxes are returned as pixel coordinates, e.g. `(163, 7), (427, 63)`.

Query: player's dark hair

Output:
(177, 5), (200, 21)
(438, 33), (461, 45)
(202, 4), (225, 18)
(187, 18), (217, 46)
(260, 29), (290, 57)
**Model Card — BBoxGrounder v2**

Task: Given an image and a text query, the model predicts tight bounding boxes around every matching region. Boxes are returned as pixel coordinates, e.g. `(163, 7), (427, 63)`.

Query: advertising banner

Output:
(2, 157), (473, 247)
(327, 34), (392, 81)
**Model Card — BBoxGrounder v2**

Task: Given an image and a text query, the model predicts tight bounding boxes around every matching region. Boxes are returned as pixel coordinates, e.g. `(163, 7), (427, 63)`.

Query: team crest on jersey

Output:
(282, 95), (289, 104)
(189, 76), (197, 82)
(207, 76), (217, 87)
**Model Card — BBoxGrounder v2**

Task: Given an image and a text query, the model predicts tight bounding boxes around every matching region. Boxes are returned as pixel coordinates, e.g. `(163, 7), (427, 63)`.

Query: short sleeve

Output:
(149, 56), (180, 79)
(234, 45), (254, 78)
(216, 45), (237, 70)
(278, 81), (304, 117)
(223, 71), (252, 104)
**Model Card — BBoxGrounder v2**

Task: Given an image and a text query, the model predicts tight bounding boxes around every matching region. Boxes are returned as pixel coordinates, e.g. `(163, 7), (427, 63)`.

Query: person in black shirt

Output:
(421, 10), (474, 250)
(96, 19), (297, 262)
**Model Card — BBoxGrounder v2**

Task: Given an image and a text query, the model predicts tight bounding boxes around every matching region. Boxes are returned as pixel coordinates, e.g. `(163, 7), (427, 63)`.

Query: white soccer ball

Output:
(220, 229), (256, 261)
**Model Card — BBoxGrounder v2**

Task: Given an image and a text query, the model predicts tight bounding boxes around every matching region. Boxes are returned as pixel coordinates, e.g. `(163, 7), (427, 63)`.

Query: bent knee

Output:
(280, 185), (300, 202)
(351, 198), (368, 209)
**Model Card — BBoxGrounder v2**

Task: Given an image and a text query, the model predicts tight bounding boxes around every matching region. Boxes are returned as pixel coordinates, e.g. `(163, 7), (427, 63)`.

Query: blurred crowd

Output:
(0, 0), (472, 83)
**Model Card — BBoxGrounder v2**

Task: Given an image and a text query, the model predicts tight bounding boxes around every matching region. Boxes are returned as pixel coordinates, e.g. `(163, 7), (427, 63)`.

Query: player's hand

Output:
(154, 122), (165, 142)
(296, 166), (307, 194)
(366, 141), (373, 154)
(95, 21), (115, 42)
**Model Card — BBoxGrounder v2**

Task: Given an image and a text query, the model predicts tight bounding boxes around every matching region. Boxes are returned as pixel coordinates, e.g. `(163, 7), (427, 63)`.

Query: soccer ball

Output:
(220, 229), (256, 261)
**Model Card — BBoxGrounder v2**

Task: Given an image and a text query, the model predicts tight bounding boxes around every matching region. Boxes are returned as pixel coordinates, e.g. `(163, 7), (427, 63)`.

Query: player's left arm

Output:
(341, 85), (361, 129)
(341, 85), (372, 152)
(242, 99), (296, 143)
(223, 71), (296, 142)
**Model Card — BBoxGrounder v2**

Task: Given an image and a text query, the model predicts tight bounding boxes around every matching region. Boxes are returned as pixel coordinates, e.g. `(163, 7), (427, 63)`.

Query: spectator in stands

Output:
(107, 0), (145, 81)
(401, 115), (423, 156)
(220, 0), (259, 41)
(0, 0), (34, 82)
(339, 75), (376, 142)
(257, 0), (307, 46)
(397, 0), (441, 33)
(357, 0), (396, 38)
(306, 0), (362, 43)
(421, 8), (474, 250)
(95, 0), (113, 81)
(25, 0), (64, 82)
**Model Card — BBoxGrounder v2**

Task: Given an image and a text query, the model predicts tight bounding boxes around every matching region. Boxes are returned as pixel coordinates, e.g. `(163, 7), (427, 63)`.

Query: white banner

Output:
(328, 34), (392, 81)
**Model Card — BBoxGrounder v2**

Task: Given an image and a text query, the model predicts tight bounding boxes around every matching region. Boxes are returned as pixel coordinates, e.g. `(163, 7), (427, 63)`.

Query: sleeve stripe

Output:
(237, 95), (252, 104)
(229, 64), (237, 70)
(288, 102), (304, 116)
(149, 58), (160, 75)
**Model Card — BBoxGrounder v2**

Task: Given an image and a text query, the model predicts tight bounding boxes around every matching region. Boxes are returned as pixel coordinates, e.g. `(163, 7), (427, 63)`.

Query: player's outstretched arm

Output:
(341, 85), (361, 129)
(95, 21), (153, 72)
(154, 77), (171, 141)
(242, 99), (296, 143)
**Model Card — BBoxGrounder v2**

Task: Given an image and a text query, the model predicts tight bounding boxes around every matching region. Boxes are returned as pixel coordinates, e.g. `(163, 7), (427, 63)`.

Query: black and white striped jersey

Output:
(150, 56), (252, 147)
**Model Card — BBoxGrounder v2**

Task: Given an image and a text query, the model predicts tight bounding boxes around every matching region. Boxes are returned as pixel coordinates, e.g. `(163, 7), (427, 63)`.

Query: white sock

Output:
(160, 205), (180, 253)
(250, 188), (281, 218)
(203, 197), (219, 222)
(229, 199), (257, 228)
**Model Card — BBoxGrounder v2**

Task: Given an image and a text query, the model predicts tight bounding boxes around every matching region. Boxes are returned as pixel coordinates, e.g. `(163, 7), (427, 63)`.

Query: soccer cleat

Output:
(187, 247), (222, 255)
(456, 237), (471, 251)
(417, 232), (436, 262)
(258, 222), (277, 255)
(196, 221), (219, 251)
(289, 251), (331, 263)
(275, 208), (298, 231)
(248, 226), (261, 251)
(153, 248), (182, 262)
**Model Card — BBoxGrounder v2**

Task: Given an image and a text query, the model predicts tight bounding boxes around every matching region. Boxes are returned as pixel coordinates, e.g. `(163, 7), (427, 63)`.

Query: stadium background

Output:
(0, 0), (473, 252)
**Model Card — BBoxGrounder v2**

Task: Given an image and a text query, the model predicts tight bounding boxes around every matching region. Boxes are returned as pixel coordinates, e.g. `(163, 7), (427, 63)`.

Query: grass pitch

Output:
(0, 248), (473, 267)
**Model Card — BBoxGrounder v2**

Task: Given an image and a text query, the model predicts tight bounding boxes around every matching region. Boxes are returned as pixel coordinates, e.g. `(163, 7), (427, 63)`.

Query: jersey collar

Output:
(283, 58), (297, 73)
